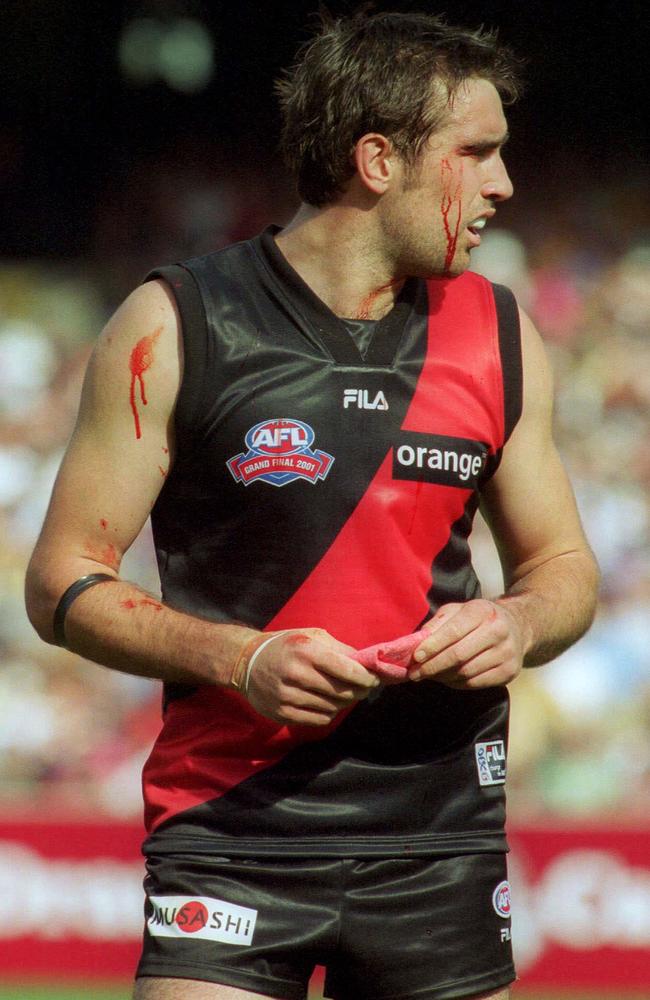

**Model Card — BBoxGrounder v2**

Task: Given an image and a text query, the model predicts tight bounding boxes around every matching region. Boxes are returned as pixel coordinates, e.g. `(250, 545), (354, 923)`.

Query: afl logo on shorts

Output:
(227, 418), (335, 487)
(492, 880), (511, 919)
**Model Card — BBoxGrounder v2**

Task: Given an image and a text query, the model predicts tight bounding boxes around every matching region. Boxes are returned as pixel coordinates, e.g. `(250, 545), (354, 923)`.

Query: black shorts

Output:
(137, 852), (515, 1000)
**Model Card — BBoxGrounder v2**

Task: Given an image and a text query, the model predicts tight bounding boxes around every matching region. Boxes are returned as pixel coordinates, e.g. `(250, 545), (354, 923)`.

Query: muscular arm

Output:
(410, 308), (600, 687)
(25, 280), (377, 724)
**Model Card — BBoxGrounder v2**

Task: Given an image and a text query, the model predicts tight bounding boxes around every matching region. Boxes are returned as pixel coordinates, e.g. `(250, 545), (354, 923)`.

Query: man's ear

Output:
(352, 133), (396, 196)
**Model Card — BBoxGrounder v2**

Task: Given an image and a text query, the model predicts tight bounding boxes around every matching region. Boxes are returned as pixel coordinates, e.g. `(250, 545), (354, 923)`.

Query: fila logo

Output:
(475, 740), (507, 786)
(343, 389), (389, 410)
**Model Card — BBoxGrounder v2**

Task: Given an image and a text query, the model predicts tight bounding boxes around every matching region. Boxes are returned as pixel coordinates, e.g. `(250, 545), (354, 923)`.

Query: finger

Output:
(281, 692), (344, 716)
(307, 649), (380, 690)
(434, 661), (513, 690)
(279, 632), (378, 689)
(414, 604), (487, 662)
(278, 665), (368, 707)
(412, 622), (510, 680)
(429, 641), (507, 681)
(421, 603), (464, 633)
(414, 601), (506, 669)
(272, 642), (378, 702)
(273, 677), (371, 723)
(315, 671), (377, 701)
(269, 704), (340, 727)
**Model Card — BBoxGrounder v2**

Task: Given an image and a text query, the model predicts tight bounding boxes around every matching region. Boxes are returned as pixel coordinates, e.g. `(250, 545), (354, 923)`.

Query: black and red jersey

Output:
(142, 226), (522, 859)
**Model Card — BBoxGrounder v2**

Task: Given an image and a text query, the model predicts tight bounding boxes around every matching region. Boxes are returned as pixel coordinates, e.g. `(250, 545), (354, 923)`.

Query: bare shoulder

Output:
(101, 277), (180, 347)
(85, 278), (182, 428)
(516, 306), (556, 428)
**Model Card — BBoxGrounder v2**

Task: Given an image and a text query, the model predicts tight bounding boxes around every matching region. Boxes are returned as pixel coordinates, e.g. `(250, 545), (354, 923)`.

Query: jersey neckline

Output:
(254, 225), (422, 368)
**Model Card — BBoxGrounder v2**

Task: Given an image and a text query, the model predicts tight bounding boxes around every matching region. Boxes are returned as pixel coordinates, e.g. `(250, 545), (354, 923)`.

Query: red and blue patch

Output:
(492, 880), (511, 919)
(227, 418), (335, 487)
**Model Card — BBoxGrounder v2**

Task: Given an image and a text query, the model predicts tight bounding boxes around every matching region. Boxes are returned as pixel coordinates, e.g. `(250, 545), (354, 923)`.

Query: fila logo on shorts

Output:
(343, 388), (389, 410)
(147, 895), (257, 946)
(474, 740), (506, 786)
(227, 418), (335, 487)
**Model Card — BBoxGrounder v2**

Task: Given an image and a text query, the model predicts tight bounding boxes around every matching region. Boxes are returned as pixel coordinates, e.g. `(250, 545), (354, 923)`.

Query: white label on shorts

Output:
(474, 740), (506, 786)
(147, 895), (257, 946)
(492, 880), (512, 918)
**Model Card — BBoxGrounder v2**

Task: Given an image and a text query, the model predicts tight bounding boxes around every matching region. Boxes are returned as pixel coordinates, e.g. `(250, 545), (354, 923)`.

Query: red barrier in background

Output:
(1, 820), (649, 990)
(508, 827), (650, 992)
(0, 821), (144, 980)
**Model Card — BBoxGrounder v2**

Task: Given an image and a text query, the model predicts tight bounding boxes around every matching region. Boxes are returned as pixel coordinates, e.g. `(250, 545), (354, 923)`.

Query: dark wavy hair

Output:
(275, 9), (522, 207)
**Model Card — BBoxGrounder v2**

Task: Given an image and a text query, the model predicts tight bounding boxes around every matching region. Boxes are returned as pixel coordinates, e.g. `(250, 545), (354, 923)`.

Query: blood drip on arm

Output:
(129, 327), (162, 439)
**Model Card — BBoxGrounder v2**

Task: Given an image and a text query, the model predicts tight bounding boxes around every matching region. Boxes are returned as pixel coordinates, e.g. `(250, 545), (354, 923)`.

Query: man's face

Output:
(380, 77), (513, 278)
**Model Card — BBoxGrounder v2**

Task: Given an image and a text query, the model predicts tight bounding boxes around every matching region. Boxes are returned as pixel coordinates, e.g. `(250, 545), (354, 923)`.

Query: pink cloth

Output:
(354, 629), (428, 684)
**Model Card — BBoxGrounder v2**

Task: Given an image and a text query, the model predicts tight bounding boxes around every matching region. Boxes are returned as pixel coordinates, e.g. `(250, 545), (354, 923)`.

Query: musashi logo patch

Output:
(147, 895), (257, 946)
(475, 740), (507, 786)
(227, 418), (335, 487)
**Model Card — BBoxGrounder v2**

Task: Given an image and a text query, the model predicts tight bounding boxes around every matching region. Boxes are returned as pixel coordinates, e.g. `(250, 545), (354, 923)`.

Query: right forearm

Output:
(29, 575), (258, 688)
(26, 562), (382, 728)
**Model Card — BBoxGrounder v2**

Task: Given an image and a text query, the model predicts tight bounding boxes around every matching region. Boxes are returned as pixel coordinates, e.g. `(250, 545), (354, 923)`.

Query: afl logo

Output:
(227, 418), (335, 487)
(492, 880), (511, 919)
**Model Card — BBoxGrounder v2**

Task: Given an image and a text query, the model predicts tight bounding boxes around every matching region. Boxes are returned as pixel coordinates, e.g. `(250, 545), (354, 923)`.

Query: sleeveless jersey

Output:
(142, 226), (522, 859)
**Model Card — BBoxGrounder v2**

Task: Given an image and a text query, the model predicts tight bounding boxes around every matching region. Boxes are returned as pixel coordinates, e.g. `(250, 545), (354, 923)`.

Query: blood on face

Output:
(440, 158), (463, 275)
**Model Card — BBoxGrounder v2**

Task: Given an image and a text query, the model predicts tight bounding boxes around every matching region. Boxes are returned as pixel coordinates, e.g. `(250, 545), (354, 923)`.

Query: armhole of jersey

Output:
(144, 263), (208, 456)
(492, 282), (523, 443)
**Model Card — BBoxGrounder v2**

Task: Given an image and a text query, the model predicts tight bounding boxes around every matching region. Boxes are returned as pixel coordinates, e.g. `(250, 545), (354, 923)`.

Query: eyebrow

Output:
(461, 131), (510, 154)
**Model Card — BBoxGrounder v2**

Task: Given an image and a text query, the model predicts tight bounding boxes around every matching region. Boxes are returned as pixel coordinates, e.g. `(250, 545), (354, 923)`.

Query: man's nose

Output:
(482, 157), (514, 202)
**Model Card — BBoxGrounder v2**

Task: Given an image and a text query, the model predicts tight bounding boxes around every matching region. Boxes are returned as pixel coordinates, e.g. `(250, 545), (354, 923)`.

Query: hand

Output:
(245, 628), (380, 726)
(409, 599), (526, 689)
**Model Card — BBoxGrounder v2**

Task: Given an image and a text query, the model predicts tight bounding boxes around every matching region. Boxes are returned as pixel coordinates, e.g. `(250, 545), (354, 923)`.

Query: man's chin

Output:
(442, 249), (472, 278)
(426, 258), (470, 280)
(403, 249), (471, 280)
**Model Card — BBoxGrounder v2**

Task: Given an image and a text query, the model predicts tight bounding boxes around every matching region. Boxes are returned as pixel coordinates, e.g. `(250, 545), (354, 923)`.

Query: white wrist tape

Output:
(245, 631), (287, 693)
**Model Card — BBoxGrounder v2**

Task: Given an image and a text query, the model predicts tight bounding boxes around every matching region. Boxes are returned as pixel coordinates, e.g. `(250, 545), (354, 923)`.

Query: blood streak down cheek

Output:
(440, 158), (463, 274)
(129, 326), (162, 440)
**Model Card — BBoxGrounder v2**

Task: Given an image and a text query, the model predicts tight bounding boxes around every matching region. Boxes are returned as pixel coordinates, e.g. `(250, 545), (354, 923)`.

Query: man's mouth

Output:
(468, 217), (488, 237)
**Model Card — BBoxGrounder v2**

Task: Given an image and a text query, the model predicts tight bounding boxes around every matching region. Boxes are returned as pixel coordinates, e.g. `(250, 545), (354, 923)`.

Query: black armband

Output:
(53, 573), (116, 647)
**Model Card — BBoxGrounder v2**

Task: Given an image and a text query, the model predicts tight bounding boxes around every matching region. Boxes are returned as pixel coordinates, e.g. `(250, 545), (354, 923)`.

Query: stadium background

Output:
(0, 0), (648, 997)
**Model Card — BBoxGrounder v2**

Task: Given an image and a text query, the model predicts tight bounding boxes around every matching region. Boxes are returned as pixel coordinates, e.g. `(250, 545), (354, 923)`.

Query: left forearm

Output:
(497, 549), (600, 667)
(409, 548), (599, 689)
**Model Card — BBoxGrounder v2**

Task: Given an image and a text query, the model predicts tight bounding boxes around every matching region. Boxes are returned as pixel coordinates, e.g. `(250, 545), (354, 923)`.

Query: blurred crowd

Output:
(1, 154), (649, 822)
